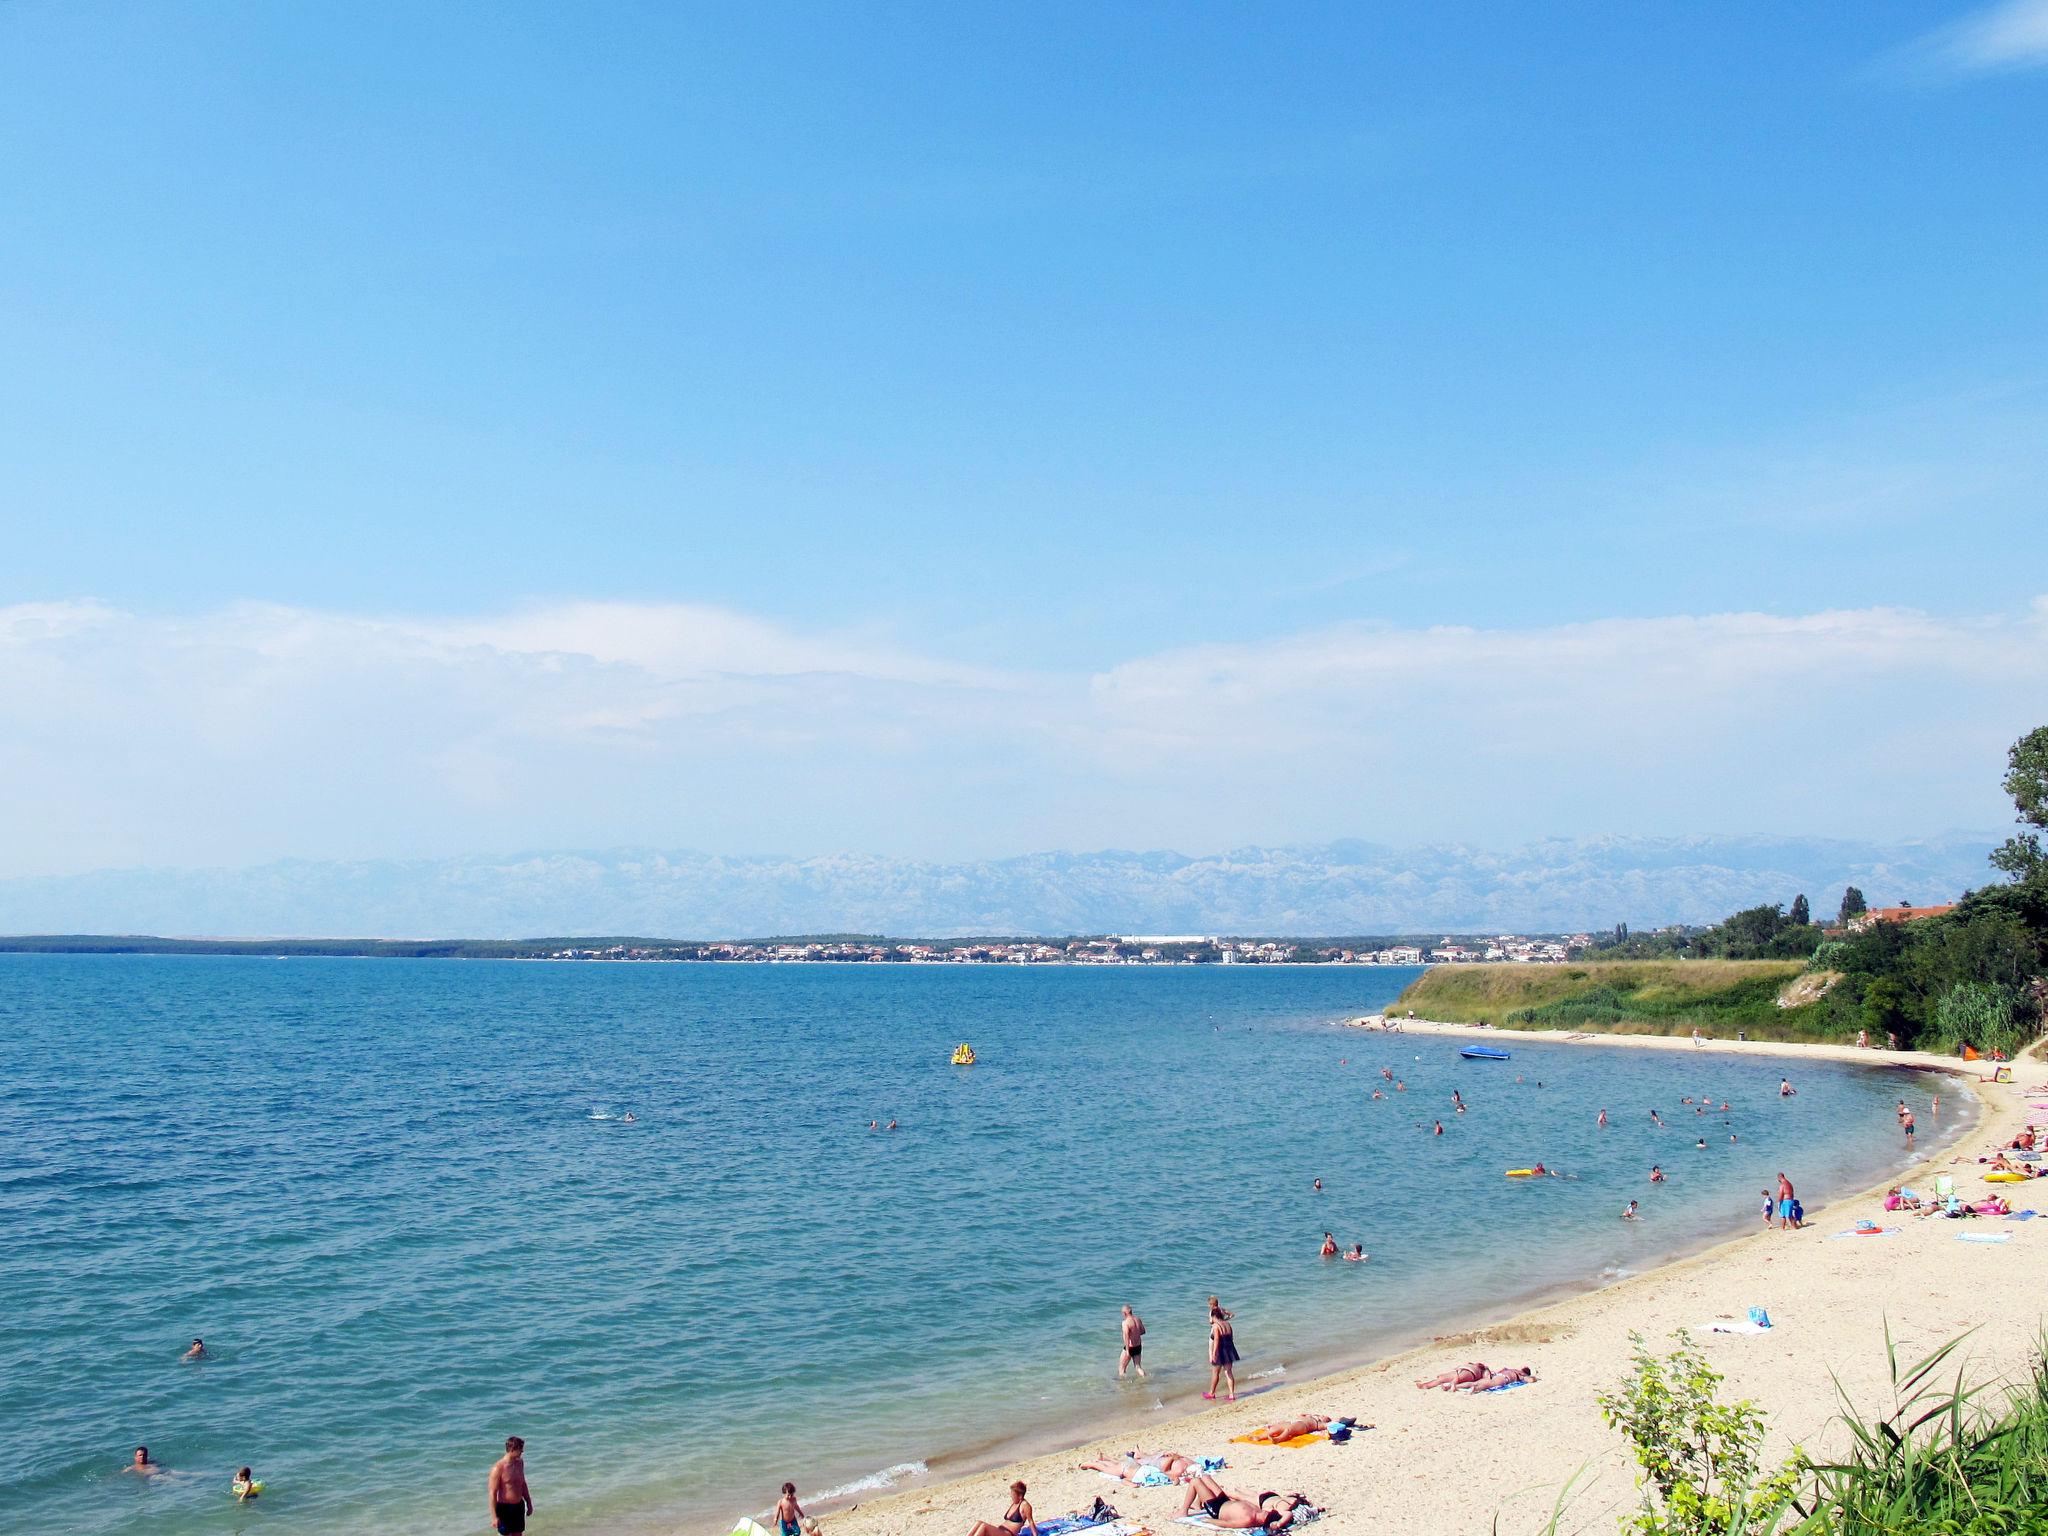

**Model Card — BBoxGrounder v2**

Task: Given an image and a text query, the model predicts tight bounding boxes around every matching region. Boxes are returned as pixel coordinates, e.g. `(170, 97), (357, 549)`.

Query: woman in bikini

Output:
(1205, 1300), (1239, 1401)
(1453, 1365), (1535, 1392)
(1413, 1362), (1487, 1389)
(1242, 1414), (1329, 1443)
(965, 1480), (1037, 1536)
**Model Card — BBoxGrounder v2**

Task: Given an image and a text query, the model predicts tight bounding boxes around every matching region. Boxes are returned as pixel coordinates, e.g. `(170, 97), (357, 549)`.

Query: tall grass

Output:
(1788, 1329), (2048, 1533)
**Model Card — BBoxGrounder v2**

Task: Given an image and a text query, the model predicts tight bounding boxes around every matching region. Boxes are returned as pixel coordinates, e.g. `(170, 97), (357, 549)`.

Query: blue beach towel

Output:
(2008, 1210), (2040, 1221)
(1957, 1231), (2012, 1244)
(1481, 1377), (1531, 1392)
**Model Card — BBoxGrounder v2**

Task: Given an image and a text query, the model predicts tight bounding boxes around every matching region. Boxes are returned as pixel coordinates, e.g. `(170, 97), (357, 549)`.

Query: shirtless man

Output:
(182, 1338), (207, 1361)
(1179, 1476), (1307, 1530)
(1775, 1172), (1796, 1230)
(489, 1436), (533, 1535)
(123, 1446), (161, 1477)
(1902, 1108), (1916, 1145)
(1118, 1305), (1146, 1378)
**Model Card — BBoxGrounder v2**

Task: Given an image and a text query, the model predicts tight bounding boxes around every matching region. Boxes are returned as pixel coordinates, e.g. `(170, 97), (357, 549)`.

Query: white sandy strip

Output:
(811, 1023), (2043, 1536)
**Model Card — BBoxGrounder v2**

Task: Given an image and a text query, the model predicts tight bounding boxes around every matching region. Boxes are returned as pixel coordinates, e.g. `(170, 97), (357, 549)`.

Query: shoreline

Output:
(807, 1024), (2028, 1536)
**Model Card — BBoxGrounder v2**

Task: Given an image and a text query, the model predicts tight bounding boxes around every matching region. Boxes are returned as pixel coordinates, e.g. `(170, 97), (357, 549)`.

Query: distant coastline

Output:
(0, 932), (1581, 965)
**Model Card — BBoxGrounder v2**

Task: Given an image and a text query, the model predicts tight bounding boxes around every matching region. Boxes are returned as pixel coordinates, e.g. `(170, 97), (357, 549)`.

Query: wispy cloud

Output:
(1906, 0), (2048, 76)
(0, 597), (2040, 876)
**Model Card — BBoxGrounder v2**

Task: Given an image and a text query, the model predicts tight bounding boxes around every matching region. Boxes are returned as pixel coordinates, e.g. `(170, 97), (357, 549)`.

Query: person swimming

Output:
(233, 1467), (260, 1501)
(182, 1338), (206, 1361)
(1433, 1120), (1444, 1136)
(125, 1447), (161, 1477)
(1622, 1200), (1640, 1219)
(1649, 1165), (1666, 1182)
(1343, 1243), (1366, 1261)
(1597, 1108), (1608, 1127)
(1319, 1232), (1337, 1257)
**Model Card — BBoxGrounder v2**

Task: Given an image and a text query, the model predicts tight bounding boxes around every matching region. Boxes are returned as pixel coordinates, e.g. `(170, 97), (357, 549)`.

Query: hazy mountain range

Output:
(0, 835), (2003, 939)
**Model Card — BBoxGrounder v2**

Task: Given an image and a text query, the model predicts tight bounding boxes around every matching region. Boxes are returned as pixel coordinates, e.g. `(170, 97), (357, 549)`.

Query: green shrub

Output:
(1599, 1331), (1802, 1536)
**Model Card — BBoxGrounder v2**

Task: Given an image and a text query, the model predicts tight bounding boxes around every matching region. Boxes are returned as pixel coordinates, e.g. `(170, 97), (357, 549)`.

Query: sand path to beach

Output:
(811, 1024), (2044, 1536)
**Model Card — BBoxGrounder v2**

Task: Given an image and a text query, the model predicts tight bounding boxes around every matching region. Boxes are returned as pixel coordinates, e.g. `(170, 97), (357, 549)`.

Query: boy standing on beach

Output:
(1119, 1305), (1146, 1378)
(489, 1437), (532, 1535)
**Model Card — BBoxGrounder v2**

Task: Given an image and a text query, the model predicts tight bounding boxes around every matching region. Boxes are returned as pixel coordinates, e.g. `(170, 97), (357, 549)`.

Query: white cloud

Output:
(1912, 0), (2048, 75)
(0, 597), (2040, 876)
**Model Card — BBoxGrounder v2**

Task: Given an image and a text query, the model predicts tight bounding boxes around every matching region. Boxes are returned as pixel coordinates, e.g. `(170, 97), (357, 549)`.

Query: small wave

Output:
(1250, 1363), (1286, 1379)
(812, 1460), (927, 1502)
(1599, 1265), (1634, 1281)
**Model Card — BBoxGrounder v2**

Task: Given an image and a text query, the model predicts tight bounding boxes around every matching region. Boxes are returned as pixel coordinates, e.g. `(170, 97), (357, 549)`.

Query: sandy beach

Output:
(815, 1021), (2043, 1536)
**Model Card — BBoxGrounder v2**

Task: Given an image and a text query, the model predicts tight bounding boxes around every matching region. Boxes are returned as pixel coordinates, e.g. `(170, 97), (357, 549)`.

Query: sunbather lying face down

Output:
(1413, 1362), (1487, 1389)
(1455, 1365), (1535, 1392)
(1242, 1414), (1329, 1443)
(1179, 1475), (1311, 1529)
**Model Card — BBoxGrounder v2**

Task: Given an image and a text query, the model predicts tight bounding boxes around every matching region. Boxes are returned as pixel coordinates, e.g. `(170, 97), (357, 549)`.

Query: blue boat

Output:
(1460, 1045), (1512, 1061)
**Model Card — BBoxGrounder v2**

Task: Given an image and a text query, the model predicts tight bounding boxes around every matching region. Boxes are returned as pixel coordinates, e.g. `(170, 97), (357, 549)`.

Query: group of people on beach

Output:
(1112, 1299), (1239, 1399)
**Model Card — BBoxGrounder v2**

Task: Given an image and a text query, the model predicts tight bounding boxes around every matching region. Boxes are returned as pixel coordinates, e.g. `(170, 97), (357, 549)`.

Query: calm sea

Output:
(0, 956), (1956, 1536)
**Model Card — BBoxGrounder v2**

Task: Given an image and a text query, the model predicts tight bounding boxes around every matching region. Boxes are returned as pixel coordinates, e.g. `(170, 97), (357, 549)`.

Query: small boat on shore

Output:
(1461, 1045), (1511, 1061)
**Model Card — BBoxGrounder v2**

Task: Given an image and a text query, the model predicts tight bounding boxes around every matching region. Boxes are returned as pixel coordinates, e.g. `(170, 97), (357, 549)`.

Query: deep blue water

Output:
(0, 957), (1952, 1536)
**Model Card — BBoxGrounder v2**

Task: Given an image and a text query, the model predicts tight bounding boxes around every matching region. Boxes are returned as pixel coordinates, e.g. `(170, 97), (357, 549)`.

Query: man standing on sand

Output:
(1119, 1305), (1146, 1378)
(1776, 1172), (1796, 1231)
(489, 1437), (533, 1535)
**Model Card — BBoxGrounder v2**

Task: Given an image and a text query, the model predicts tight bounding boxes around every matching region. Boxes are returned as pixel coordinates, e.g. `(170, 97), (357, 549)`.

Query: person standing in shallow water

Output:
(1205, 1298), (1239, 1401)
(1118, 1305), (1146, 1378)
(489, 1436), (532, 1535)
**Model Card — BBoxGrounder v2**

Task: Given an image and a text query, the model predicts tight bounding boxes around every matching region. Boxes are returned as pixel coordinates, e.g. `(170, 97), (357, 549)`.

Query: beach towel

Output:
(1830, 1227), (1901, 1239)
(1228, 1432), (1324, 1448)
(1957, 1231), (2012, 1243)
(1479, 1378), (1531, 1391)
(2008, 1210), (2040, 1221)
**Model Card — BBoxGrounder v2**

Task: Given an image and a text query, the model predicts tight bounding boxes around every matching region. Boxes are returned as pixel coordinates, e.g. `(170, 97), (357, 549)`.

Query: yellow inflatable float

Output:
(951, 1043), (976, 1066)
(1984, 1171), (2030, 1183)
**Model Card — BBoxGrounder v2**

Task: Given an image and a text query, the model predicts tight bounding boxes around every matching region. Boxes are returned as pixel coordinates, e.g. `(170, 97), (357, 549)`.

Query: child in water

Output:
(233, 1468), (260, 1501)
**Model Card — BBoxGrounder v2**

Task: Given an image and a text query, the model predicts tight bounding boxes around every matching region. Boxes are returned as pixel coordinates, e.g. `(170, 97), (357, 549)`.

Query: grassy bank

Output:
(1389, 959), (1822, 1038)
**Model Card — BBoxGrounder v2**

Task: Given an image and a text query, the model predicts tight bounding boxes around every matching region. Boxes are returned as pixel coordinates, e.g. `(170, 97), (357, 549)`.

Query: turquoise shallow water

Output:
(0, 956), (1957, 1536)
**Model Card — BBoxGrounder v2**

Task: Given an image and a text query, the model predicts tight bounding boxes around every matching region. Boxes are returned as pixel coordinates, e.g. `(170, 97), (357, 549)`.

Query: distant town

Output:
(544, 933), (1596, 965)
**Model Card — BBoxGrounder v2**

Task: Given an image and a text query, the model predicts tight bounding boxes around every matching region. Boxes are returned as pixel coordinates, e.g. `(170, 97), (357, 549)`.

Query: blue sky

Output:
(2, 2), (2045, 876)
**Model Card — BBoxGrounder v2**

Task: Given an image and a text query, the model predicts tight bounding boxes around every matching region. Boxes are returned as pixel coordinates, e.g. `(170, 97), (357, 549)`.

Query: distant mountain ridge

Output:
(0, 835), (2000, 939)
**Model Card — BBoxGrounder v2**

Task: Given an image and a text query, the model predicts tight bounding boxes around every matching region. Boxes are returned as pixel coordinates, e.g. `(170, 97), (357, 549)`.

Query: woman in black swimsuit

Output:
(1206, 1298), (1239, 1400)
(965, 1479), (1037, 1536)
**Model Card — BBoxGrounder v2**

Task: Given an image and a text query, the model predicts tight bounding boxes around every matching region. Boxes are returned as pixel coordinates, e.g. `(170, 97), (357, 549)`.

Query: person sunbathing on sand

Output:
(1242, 1414), (1330, 1443)
(1415, 1362), (1487, 1389)
(1079, 1451), (1197, 1483)
(965, 1480), (1038, 1536)
(1179, 1476), (1309, 1530)
(1454, 1365), (1535, 1392)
